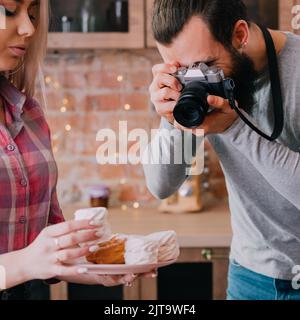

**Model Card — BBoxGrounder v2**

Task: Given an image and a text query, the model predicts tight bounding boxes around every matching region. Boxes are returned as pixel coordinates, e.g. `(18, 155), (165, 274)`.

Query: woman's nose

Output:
(17, 14), (35, 38)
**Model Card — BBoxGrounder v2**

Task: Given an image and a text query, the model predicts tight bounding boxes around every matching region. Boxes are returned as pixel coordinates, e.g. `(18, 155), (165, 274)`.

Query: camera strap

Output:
(224, 25), (284, 142)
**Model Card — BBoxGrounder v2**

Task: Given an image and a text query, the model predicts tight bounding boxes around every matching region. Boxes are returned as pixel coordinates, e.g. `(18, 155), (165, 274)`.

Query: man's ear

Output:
(232, 20), (250, 51)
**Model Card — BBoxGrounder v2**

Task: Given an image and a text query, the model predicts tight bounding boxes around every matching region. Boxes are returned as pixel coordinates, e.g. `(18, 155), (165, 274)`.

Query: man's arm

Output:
(222, 117), (300, 210)
(143, 117), (203, 199)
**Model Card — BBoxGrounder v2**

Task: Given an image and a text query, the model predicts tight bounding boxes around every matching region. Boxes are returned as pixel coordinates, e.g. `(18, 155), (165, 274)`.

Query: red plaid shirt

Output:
(0, 75), (64, 254)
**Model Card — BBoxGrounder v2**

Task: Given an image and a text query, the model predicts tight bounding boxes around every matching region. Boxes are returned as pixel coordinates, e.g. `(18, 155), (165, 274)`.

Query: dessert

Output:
(124, 237), (160, 265)
(73, 207), (180, 265)
(86, 237), (126, 264)
(84, 231), (180, 265)
(74, 207), (112, 245)
(146, 231), (180, 262)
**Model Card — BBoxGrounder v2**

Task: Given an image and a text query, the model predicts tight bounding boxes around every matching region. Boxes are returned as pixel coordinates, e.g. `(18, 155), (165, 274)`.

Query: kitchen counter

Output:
(62, 201), (232, 248)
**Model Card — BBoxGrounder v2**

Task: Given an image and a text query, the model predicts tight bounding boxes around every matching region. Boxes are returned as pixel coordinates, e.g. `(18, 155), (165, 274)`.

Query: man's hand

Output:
(149, 63), (182, 124)
(173, 95), (239, 136)
(149, 63), (239, 136)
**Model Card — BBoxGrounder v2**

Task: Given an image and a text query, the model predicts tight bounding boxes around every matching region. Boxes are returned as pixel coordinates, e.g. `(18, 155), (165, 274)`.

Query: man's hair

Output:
(152, 0), (250, 48)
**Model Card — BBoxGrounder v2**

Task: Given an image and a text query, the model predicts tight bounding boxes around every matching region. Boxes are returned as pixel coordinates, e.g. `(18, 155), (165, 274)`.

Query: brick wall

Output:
(36, 49), (227, 208)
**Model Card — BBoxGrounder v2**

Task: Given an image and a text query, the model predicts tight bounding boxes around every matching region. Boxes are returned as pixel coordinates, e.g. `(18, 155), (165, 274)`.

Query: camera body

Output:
(173, 62), (234, 128)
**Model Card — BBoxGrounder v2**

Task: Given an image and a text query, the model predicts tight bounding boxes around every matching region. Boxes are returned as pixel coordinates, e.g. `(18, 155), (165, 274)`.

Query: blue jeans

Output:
(227, 260), (300, 300)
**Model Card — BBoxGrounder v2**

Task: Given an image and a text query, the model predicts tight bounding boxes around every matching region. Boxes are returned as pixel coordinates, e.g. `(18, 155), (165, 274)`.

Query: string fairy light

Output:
(117, 75), (124, 82)
(116, 72), (141, 210)
(133, 202), (140, 209)
(45, 76), (52, 83)
(65, 124), (72, 132)
(44, 69), (73, 153)
(117, 73), (131, 209)
(124, 103), (131, 111)
(45, 70), (139, 209)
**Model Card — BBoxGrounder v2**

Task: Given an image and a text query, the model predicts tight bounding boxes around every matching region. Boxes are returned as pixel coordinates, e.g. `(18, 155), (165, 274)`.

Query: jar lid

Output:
(88, 185), (111, 198)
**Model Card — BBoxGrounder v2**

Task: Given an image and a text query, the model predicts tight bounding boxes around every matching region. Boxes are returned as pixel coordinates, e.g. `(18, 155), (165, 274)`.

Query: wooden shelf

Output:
(48, 0), (145, 49)
(47, 0), (299, 50)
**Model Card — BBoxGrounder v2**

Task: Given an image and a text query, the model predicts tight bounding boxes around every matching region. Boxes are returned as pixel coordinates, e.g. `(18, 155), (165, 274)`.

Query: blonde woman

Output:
(0, 0), (139, 300)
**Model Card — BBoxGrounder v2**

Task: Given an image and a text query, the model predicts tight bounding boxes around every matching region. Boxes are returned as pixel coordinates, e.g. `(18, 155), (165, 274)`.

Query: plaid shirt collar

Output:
(0, 74), (27, 138)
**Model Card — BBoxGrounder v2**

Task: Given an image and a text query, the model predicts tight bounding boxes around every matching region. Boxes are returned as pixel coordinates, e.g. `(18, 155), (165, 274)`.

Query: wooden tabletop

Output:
(62, 201), (232, 248)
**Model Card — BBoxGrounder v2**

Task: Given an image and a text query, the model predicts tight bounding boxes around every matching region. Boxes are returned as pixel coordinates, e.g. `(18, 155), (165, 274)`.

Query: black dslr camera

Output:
(172, 62), (235, 128)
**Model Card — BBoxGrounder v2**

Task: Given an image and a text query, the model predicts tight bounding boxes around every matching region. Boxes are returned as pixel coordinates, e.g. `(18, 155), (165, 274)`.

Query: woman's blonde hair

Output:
(7, 0), (49, 99)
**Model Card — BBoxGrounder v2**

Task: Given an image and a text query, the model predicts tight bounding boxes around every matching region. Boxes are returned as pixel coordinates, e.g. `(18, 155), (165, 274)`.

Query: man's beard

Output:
(228, 48), (259, 113)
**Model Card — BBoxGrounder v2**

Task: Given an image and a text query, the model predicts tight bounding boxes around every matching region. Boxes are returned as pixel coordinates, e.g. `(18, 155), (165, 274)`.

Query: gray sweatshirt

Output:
(143, 32), (300, 280)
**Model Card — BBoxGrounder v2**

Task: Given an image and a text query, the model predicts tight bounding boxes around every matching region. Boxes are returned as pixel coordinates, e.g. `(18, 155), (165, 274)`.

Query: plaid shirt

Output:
(0, 75), (64, 254)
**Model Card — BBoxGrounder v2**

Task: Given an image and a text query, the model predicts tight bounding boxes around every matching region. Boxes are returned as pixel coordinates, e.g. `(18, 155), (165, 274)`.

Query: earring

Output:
(240, 41), (248, 49)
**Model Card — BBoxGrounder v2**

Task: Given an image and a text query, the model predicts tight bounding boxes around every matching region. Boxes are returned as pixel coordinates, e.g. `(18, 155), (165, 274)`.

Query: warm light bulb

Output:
(117, 75), (124, 82)
(52, 133), (59, 140)
(133, 202), (140, 209)
(121, 204), (127, 211)
(124, 104), (131, 111)
(65, 124), (72, 131)
(45, 76), (52, 84)
(60, 106), (67, 113)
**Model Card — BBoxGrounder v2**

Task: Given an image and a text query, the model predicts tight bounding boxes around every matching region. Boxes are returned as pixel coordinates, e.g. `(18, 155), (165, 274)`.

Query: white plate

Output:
(75, 259), (177, 275)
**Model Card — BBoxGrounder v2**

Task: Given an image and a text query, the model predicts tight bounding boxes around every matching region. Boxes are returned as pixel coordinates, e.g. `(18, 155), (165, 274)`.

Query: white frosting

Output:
(73, 210), (180, 264)
(145, 231), (180, 262)
(158, 244), (180, 262)
(125, 237), (159, 265)
(74, 207), (107, 221)
(74, 207), (112, 245)
(124, 231), (179, 264)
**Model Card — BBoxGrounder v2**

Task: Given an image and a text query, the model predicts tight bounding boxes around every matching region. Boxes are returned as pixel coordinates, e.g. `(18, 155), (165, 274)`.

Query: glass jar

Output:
(88, 185), (111, 208)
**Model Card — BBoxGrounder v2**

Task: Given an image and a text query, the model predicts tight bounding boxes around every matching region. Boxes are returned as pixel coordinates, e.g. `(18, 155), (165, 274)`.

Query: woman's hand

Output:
(59, 270), (158, 287)
(21, 219), (102, 281)
(0, 219), (157, 289)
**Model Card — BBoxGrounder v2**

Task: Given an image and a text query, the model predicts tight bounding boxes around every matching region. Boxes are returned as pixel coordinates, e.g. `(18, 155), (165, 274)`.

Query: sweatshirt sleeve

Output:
(142, 117), (204, 199)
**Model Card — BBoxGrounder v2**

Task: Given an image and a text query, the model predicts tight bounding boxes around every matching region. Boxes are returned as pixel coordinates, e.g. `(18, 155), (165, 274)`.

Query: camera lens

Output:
(173, 82), (209, 128)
